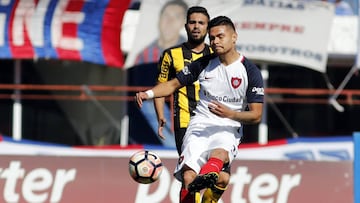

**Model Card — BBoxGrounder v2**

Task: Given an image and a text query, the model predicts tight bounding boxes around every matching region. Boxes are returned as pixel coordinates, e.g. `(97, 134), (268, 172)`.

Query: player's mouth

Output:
(192, 30), (201, 36)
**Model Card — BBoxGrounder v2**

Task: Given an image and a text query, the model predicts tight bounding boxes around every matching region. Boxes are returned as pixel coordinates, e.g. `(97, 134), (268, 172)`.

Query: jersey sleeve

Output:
(176, 54), (216, 86)
(157, 50), (173, 83)
(244, 57), (265, 103)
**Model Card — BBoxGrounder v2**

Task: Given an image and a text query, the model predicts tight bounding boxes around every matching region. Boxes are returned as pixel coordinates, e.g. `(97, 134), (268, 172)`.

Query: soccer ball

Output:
(129, 150), (163, 184)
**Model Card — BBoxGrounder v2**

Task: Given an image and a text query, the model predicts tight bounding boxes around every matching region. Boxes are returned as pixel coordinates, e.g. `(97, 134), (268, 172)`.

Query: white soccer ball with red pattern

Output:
(128, 150), (163, 184)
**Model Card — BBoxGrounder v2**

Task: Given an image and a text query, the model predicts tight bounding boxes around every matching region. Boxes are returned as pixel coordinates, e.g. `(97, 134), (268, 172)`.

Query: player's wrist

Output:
(145, 90), (154, 99)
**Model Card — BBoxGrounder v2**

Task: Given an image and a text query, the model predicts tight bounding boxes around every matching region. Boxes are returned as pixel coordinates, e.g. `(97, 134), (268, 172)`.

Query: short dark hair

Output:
(208, 16), (236, 31)
(160, 0), (188, 16)
(186, 6), (210, 23)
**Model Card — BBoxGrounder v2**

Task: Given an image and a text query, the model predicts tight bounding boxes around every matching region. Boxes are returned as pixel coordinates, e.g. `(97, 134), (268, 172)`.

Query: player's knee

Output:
(210, 148), (229, 163)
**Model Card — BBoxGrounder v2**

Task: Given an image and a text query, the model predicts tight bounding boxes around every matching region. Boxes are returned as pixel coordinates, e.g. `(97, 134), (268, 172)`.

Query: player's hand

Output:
(208, 100), (234, 118)
(157, 118), (167, 140)
(134, 92), (149, 108)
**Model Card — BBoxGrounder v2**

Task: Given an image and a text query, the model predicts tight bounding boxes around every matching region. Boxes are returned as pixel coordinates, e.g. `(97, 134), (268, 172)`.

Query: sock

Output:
(201, 185), (227, 203)
(199, 157), (223, 175)
(180, 188), (201, 203)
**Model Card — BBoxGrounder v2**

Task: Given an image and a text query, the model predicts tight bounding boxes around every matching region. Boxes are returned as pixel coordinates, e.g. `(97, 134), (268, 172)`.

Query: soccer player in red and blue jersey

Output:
(135, 16), (264, 203)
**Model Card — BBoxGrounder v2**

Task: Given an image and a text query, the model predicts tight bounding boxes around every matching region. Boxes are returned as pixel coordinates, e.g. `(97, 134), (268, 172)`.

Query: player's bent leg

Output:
(201, 163), (231, 203)
(180, 166), (200, 203)
(188, 172), (219, 192)
(188, 149), (228, 192)
(180, 188), (201, 203)
(201, 172), (229, 203)
(202, 185), (227, 203)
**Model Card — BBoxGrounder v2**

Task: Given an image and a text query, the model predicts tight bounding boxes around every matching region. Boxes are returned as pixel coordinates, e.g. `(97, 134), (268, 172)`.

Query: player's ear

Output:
(232, 32), (237, 44)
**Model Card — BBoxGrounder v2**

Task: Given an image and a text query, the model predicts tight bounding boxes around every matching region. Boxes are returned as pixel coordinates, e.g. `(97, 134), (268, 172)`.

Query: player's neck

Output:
(219, 50), (240, 66)
(185, 41), (206, 53)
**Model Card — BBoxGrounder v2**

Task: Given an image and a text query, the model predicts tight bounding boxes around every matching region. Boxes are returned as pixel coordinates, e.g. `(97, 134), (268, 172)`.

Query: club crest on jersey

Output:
(231, 77), (242, 89)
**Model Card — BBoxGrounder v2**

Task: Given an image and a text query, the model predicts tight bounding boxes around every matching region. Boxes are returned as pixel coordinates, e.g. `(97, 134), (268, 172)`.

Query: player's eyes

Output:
(188, 21), (206, 25)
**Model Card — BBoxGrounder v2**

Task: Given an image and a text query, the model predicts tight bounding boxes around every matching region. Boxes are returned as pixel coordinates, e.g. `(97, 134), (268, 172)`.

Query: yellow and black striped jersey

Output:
(157, 43), (212, 128)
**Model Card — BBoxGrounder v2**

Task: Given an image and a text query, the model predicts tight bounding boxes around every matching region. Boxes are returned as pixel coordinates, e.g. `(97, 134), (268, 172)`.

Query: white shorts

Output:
(174, 121), (241, 181)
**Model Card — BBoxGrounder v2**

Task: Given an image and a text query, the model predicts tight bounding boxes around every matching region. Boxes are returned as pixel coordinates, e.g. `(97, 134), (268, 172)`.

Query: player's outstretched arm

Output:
(135, 78), (182, 109)
(134, 91), (148, 108)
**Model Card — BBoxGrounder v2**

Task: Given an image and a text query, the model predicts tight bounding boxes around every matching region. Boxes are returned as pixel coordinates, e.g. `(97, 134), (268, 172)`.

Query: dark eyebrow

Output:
(188, 20), (206, 24)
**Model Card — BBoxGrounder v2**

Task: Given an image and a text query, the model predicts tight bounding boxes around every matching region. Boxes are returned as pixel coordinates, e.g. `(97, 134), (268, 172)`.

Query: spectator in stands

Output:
(134, 0), (188, 65)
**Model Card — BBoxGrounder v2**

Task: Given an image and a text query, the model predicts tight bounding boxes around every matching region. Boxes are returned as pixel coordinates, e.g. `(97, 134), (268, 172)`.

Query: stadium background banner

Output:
(0, 135), (355, 202)
(0, 156), (352, 203)
(125, 0), (334, 73)
(0, 0), (130, 68)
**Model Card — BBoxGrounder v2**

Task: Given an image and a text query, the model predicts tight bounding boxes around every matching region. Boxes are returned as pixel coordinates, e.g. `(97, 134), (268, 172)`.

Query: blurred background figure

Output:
(134, 0), (188, 65)
(135, 0), (188, 65)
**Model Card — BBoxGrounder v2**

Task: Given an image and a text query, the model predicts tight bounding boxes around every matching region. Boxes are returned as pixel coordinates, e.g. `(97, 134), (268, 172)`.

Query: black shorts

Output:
(174, 127), (187, 155)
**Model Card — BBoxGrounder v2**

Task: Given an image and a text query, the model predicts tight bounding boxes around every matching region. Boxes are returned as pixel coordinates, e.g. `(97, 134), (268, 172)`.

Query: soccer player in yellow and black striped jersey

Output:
(154, 6), (230, 203)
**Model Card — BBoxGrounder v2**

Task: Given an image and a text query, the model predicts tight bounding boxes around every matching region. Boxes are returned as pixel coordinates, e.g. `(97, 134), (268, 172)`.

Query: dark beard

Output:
(188, 35), (206, 46)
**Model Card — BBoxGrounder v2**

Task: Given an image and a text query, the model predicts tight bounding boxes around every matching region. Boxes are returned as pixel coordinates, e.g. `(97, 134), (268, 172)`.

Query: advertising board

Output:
(0, 155), (353, 203)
